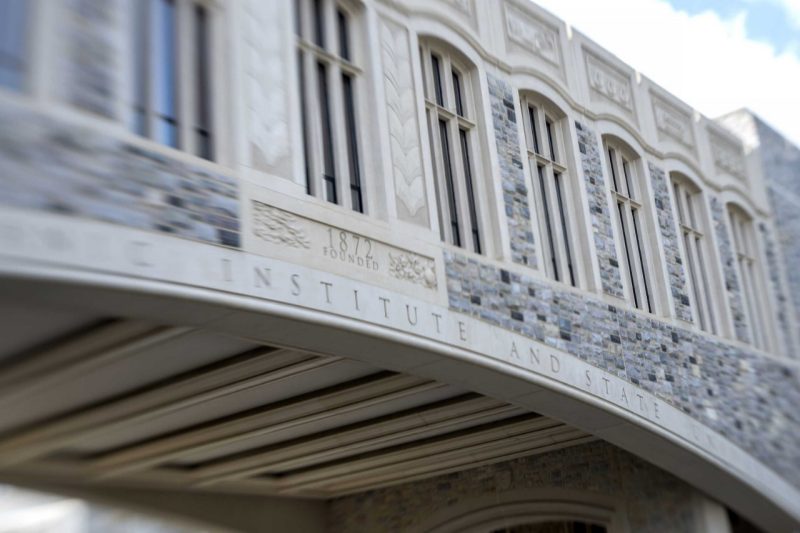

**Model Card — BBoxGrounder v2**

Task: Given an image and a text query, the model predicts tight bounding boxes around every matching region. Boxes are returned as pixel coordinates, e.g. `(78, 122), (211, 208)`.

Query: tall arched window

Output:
(671, 174), (717, 333)
(295, 0), (365, 213)
(604, 140), (652, 312)
(420, 41), (482, 254)
(728, 204), (769, 350)
(521, 94), (577, 286)
(129, 0), (216, 160)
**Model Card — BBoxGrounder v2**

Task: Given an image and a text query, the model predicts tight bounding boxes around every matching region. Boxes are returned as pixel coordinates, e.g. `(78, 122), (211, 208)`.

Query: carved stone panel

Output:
(709, 130), (746, 180)
(441, 0), (477, 28)
(381, 20), (430, 227)
(251, 201), (438, 292)
(651, 92), (695, 151)
(504, 3), (561, 68)
(245, 0), (291, 177)
(584, 50), (635, 117)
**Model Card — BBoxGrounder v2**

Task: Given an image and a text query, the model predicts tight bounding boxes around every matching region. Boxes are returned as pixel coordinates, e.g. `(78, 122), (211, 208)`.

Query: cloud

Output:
(768, 0), (800, 28)
(531, 0), (800, 146)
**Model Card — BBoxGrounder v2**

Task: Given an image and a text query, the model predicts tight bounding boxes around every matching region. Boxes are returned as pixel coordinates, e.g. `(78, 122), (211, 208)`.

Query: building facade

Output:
(0, 0), (798, 531)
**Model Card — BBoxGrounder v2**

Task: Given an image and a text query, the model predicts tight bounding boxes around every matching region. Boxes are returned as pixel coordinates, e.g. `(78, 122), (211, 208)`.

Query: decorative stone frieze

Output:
(252, 201), (311, 249)
(576, 121), (624, 298)
(381, 20), (429, 226)
(61, 0), (119, 118)
(0, 102), (240, 247)
(651, 93), (695, 150)
(388, 252), (437, 289)
(709, 130), (746, 180)
(584, 50), (634, 116)
(503, 3), (561, 67)
(487, 74), (538, 268)
(444, 250), (800, 488)
(710, 196), (749, 343)
(648, 163), (693, 322)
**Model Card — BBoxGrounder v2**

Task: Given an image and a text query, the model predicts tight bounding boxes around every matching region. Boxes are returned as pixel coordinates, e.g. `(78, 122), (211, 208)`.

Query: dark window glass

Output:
(313, 0), (325, 48)
(152, 0), (179, 148)
(545, 118), (557, 161)
(337, 9), (350, 61)
(317, 61), (337, 203)
(554, 172), (576, 286)
(632, 209), (653, 312)
(538, 165), (559, 281)
(0, 0), (27, 91)
(460, 128), (480, 253)
(431, 54), (444, 107)
(343, 73), (363, 213)
(294, 0), (303, 37)
(132, 1), (149, 136)
(194, 4), (212, 159)
(452, 70), (464, 117)
(298, 51), (313, 194)
(622, 158), (634, 198)
(439, 120), (461, 247)
(527, 106), (540, 154)
(608, 148), (620, 192)
(618, 201), (640, 308)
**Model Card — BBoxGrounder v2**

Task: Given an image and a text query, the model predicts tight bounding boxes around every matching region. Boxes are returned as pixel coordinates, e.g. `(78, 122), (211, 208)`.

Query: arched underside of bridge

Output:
(0, 261), (796, 533)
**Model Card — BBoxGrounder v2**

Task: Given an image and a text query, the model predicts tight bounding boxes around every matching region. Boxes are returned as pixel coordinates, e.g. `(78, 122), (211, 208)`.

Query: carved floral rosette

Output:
(388, 252), (437, 289)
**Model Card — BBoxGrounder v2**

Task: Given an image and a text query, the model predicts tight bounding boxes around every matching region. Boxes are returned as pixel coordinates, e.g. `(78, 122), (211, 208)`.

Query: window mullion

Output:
(625, 203), (646, 309)
(682, 229), (703, 329)
(177, 0), (194, 155)
(431, 110), (454, 245)
(693, 234), (716, 334)
(448, 117), (471, 251)
(545, 166), (569, 282)
(631, 207), (653, 312)
(305, 51), (326, 200)
(328, 59), (351, 210)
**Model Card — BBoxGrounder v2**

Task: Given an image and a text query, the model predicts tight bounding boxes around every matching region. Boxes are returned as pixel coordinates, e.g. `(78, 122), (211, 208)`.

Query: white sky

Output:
(531, 0), (800, 146)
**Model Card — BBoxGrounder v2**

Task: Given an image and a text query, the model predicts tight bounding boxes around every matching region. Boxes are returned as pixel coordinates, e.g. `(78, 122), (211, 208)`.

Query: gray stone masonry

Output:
(648, 163), (693, 323)
(752, 116), (800, 356)
(576, 121), (625, 298)
(710, 196), (749, 343)
(0, 102), (240, 248)
(760, 222), (794, 357)
(487, 74), (538, 268)
(445, 250), (800, 489)
(329, 441), (700, 533)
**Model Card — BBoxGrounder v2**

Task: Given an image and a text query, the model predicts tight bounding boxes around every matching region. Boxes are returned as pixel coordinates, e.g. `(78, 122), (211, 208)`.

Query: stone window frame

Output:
(727, 202), (773, 352)
(124, 0), (221, 162)
(419, 39), (484, 254)
(602, 138), (655, 314)
(520, 92), (582, 287)
(295, 0), (367, 214)
(670, 173), (721, 335)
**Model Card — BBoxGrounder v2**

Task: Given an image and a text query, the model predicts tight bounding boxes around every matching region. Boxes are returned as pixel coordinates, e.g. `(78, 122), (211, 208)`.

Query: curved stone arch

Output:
(510, 71), (573, 115)
(410, 13), (486, 71)
(413, 488), (629, 533)
(720, 189), (761, 223)
(1, 239), (798, 530)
